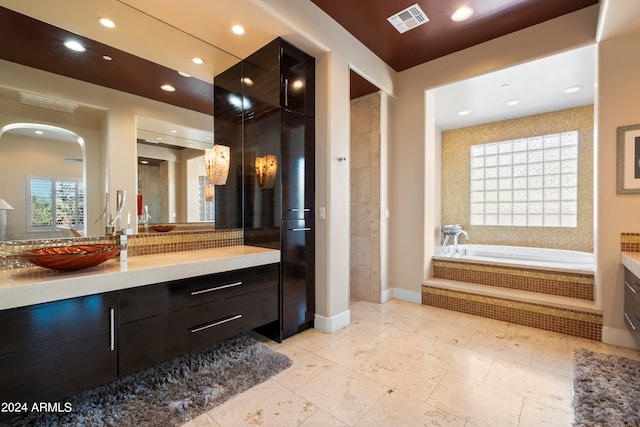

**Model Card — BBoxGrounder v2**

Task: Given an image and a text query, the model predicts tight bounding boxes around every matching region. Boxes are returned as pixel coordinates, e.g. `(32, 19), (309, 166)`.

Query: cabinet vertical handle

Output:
(284, 78), (289, 106)
(109, 308), (115, 351)
(626, 281), (637, 294)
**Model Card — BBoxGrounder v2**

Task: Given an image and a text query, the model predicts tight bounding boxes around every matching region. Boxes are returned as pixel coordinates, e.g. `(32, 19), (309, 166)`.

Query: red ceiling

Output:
(313, 0), (598, 95)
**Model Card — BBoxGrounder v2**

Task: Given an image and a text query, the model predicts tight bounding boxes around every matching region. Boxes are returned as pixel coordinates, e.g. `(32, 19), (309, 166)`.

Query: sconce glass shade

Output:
(204, 185), (215, 202)
(255, 155), (278, 189)
(205, 145), (230, 185)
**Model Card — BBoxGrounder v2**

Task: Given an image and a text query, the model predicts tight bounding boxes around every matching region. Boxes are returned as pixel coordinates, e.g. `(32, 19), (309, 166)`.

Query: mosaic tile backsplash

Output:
(0, 228), (243, 270)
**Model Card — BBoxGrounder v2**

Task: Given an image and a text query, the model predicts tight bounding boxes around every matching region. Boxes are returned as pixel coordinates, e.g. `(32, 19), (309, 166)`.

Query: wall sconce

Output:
(0, 198), (14, 241)
(205, 145), (230, 185)
(255, 155), (278, 189)
(204, 185), (215, 202)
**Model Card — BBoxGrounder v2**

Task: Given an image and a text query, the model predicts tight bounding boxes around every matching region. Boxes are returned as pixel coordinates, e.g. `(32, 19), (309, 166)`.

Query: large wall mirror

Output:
(0, 0), (242, 240)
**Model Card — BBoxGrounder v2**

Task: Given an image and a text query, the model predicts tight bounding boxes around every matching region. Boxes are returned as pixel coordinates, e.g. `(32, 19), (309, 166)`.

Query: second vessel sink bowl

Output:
(20, 244), (121, 271)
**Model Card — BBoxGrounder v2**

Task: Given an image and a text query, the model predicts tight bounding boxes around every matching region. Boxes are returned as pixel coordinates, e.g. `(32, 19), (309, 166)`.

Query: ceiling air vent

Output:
(387, 3), (429, 34)
(19, 91), (78, 113)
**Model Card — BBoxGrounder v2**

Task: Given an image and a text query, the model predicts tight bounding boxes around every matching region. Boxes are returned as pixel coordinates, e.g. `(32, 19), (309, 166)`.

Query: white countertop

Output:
(622, 252), (640, 278)
(0, 245), (280, 310)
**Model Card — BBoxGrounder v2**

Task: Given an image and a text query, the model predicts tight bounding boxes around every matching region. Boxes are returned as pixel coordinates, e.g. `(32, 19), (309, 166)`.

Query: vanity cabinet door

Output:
(624, 268), (640, 347)
(281, 41), (315, 117)
(281, 112), (314, 220)
(0, 293), (117, 412)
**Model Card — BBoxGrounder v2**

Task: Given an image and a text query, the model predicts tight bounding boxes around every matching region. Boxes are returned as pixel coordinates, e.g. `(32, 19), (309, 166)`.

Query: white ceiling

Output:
(432, 44), (596, 131)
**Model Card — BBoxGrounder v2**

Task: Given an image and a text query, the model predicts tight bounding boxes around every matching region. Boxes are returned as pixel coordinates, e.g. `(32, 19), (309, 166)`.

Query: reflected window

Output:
(27, 177), (84, 232)
(198, 176), (215, 222)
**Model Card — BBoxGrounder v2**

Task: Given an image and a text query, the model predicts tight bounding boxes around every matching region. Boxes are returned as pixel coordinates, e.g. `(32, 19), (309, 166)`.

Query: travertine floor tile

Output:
(354, 389), (466, 427)
(484, 359), (572, 410)
(421, 340), (494, 382)
(427, 371), (523, 427)
(519, 398), (573, 427)
(207, 380), (317, 427)
(296, 365), (388, 425)
(363, 351), (448, 401)
(415, 320), (475, 346)
(271, 344), (335, 391)
(466, 331), (534, 365)
(315, 335), (388, 372)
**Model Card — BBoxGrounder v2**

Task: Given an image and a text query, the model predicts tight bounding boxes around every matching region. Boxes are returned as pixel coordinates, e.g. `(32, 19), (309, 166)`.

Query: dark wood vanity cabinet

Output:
(118, 263), (279, 376)
(624, 267), (640, 347)
(244, 38), (316, 340)
(0, 293), (118, 415)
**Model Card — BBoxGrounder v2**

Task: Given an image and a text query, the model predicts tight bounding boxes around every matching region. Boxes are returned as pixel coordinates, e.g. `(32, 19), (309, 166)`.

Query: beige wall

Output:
(441, 105), (594, 252)
(597, 28), (640, 345)
(350, 92), (381, 302)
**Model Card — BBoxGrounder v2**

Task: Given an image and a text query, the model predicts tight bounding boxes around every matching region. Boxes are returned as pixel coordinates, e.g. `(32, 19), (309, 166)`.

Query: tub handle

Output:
(625, 281), (637, 294)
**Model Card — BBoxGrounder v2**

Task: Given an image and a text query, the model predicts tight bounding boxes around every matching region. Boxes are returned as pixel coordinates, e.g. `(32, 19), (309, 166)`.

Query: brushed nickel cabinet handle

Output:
(290, 227), (311, 231)
(190, 281), (242, 296)
(284, 78), (289, 106)
(190, 314), (242, 333)
(625, 313), (637, 331)
(625, 281), (637, 294)
(288, 208), (310, 212)
(109, 308), (115, 351)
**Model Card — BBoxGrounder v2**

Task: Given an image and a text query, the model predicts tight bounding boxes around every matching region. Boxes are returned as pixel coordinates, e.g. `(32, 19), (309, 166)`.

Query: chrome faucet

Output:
(453, 230), (469, 257)
(441, 224), (462, 255)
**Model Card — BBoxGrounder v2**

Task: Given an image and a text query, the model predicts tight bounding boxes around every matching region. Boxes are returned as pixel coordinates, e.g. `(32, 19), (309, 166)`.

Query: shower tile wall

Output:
(441, 105), (594, 252)
(350, 92), (381, 302)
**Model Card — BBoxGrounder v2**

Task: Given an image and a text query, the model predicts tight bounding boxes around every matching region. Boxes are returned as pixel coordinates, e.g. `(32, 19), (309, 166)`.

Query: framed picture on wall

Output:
(617, 124), (640, 194)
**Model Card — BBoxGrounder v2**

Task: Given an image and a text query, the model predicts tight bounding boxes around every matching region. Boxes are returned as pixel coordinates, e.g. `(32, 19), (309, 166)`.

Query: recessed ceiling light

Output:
(140, 160), (149, 165)
(563, 86), (582, 94)
(232, 25), (245, 35)
(500, 83), (510, 88)
(451, 6), (474, 22)
(178, 71), (192, 77)
(192, 57), (204, 65)
(102, 55), (113, 61)
(170, 129), (177, 133)
(161, 84), (176, 92)
(505, 99), (520, 106)
(64, 40), (86, 52)
(458, 109), (471, 116)
(98, 18), (116, 28)
(156, 137), (163, 141)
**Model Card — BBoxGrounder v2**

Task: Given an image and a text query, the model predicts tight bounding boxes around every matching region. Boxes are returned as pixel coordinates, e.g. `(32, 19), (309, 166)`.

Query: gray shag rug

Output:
(5, 334), (290, 427)
(573, 348), (640, 426)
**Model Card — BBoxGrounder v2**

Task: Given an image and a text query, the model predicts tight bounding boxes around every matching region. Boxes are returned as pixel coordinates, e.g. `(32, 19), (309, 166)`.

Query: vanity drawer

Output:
(624, 268), (640, 306)
(118, 285), (278, 376)
(119, 263), (279, 323)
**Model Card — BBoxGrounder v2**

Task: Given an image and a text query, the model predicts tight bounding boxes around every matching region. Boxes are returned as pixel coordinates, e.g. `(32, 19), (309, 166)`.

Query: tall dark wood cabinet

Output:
(213, 61), (244, 229)
(244, 38), (315, 340)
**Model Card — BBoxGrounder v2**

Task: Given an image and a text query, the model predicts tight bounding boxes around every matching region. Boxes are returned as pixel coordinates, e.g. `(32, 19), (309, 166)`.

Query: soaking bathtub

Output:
(434, 244), (594, 274)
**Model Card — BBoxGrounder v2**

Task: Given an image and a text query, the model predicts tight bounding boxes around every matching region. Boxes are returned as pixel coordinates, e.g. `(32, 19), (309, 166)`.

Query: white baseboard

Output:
(602, 326), (640, 349)
(380, 288), (393, 303)
(390, 287), (422, 304)
(314, 309), (350, 333)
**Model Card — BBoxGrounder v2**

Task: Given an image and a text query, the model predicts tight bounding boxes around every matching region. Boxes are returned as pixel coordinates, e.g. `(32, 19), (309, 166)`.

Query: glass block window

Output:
(470, 131), (578, 227)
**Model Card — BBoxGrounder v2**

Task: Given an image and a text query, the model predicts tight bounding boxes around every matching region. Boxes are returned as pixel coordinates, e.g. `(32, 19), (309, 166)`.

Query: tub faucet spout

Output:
(453, 230), (469, 257)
